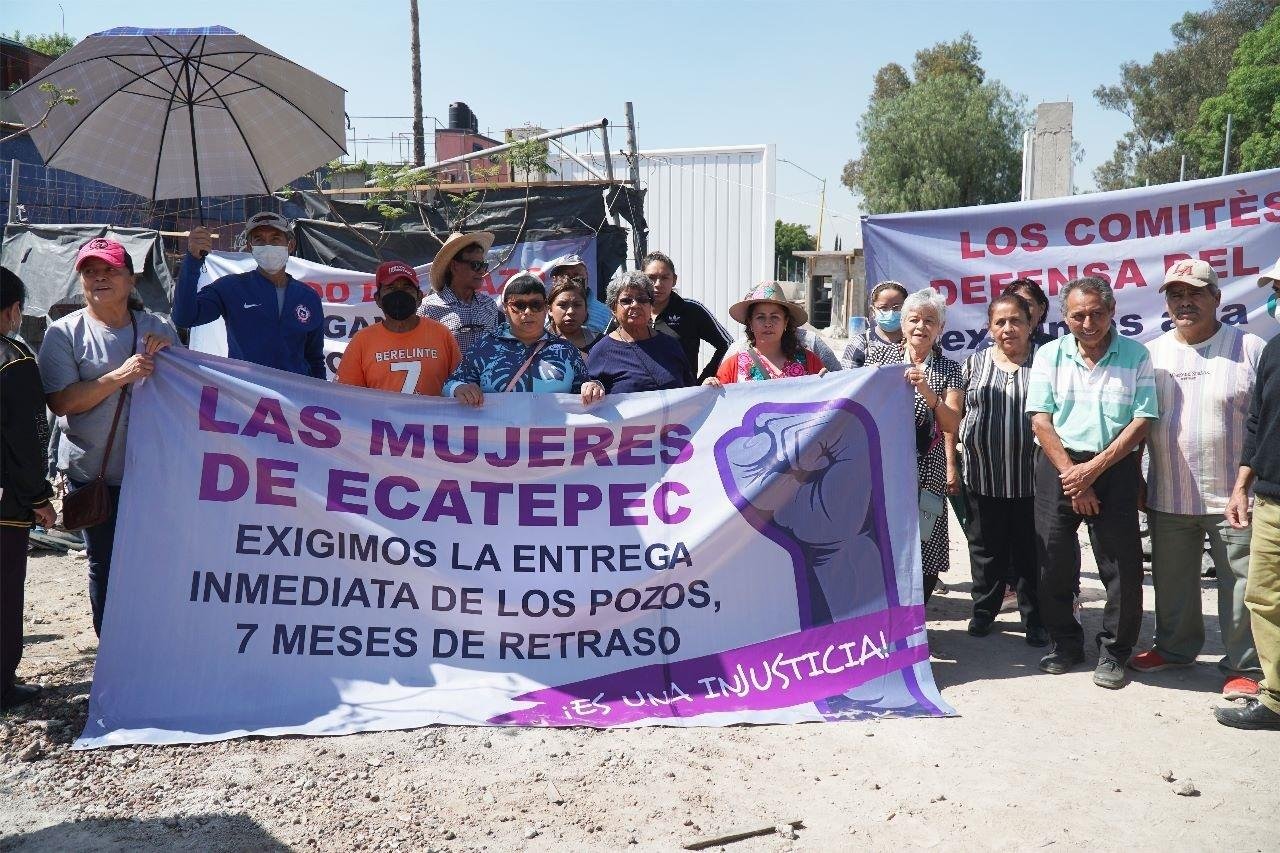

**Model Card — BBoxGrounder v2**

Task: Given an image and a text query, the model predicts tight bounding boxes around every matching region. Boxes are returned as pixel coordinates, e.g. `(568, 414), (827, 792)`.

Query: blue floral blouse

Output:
(441, 324), (588, 396)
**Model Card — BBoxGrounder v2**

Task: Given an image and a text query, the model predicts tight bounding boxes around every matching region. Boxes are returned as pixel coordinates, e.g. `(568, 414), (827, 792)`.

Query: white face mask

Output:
(252, 245), (289, 274)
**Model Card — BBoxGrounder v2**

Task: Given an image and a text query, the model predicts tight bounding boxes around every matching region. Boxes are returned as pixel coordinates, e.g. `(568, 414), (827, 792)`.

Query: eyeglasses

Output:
(507, 299), (547, 314)
(617, 296), (652, 307)
(453, 258), (490, 273)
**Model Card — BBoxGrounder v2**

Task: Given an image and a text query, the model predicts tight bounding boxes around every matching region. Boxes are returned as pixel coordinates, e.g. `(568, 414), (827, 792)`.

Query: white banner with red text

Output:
(863, 168), (1280, 359)
(189, 236), (599, 376)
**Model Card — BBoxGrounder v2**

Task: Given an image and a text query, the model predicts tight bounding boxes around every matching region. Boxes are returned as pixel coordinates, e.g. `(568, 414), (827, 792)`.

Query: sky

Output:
(5, 0), (1216, 248)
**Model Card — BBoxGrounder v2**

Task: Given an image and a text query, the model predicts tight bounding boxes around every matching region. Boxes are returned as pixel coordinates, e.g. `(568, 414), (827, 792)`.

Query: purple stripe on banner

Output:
(490, 604), (927, 726)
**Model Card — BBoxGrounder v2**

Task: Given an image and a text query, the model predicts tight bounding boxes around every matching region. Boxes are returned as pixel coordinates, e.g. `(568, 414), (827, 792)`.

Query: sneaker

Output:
(0, 683), (41, 712)
(1128, 650), (1194, 673)
(1223, 676), (1260, 700)
(967, 616), (994, 637)
(1093, 655), (1128, 689)
(1213, 698), (1280, 731)
(1038, 647), (1085, 675)
(1025, 625), (1050, 648)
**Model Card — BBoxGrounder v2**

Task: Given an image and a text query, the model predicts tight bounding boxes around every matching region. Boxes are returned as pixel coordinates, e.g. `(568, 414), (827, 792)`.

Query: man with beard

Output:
(1134, 261), (1264, 702)
(337, 261), (460, 395)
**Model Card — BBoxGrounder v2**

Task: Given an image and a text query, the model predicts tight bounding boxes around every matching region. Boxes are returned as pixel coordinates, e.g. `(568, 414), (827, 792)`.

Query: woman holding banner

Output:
(444, 271), (604, 406)
(955, 293), (1047, 645)
(705, 283), (825, 385)
(865, 288), (963, 600)
(586, 272), (694, 393)
(38, 239), (177, 636)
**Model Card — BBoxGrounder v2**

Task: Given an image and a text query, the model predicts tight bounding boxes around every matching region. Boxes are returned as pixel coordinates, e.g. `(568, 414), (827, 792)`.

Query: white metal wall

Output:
(552, 144), (775, 340)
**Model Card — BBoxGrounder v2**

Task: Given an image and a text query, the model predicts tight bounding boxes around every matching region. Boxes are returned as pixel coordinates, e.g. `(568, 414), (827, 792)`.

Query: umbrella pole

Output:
(186, 95), (205, 225)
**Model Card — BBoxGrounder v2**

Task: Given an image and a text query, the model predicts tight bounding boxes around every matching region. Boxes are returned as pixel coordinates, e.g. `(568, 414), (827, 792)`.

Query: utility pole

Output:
(624, 101), (645, 261)
(1221, 113), (1233, 177)
(409, 0), (425, 166)
(815, 179), (826, 251)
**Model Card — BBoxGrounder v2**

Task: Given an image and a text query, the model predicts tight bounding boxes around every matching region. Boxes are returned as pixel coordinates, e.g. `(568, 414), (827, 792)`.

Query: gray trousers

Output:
(1147, 509), (1260, 675)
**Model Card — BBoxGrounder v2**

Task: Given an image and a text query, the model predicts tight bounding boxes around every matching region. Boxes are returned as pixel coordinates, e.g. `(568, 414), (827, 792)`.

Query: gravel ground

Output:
(2, 519), (1277, 852)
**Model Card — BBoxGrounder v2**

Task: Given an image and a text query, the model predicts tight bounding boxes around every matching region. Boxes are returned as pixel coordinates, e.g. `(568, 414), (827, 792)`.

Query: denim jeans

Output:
(71, 479), (122, 637)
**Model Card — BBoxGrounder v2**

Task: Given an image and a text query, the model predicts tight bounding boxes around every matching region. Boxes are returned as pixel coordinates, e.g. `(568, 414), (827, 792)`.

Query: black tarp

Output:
(2, 224), (176, 349)
(3, 224), (174, 309)
(288, 184), (646, 302)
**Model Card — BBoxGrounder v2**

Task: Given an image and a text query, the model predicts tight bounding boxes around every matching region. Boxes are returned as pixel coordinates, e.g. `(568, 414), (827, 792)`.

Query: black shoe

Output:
(1025, 625), (1050, 648)
(1093, 654), (1128, 689)
(1214, 699), (1280, 730)
(0, 683), (41, 712)
(967, 616), (994, 637)
(1038, 647), (1085, 674)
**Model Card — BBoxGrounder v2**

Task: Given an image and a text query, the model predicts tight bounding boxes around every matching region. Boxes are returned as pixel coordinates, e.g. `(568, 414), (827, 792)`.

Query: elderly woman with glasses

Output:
(864, 287), (964, 601)
(443, 271), (604, 406)
(586, 271), (694, 393)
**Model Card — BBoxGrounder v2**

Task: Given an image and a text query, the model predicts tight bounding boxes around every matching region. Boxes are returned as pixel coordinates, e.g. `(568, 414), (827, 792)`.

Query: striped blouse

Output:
(959, 346), (1037, 499)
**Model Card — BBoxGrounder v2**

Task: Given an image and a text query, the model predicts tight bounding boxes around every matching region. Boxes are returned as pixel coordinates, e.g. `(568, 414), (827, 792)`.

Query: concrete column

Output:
(1029, 101), (1073, 199)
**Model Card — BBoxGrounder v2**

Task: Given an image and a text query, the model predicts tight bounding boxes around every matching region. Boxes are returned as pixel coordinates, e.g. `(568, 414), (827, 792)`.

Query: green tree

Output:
(912, 32), (984, 84)
(842, 34), (1026, 214)
(1092, 0), (1277, 190)
(871, 63), (911, 104)
(7, 31), (75, 59)
(1180, 8), (1280, 174)
(775, 220), (815, 265)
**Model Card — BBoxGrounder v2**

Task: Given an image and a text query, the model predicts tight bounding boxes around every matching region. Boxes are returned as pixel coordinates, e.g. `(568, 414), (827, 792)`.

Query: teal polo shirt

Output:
(1026, 330), (1159, 453)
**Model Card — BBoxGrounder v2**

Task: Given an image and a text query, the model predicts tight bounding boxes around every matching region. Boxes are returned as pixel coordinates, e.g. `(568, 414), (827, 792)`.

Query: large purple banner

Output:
(77, 351), (952, 747)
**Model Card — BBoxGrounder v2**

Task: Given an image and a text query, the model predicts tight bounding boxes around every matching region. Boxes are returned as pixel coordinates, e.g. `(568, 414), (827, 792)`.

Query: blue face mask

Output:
(874, 308), (902, 332)
(1268, 291), (1279, 321)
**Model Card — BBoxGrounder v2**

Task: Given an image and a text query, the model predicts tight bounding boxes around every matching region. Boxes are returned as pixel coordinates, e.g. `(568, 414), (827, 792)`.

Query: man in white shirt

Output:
(1135, 260), (1265, 700)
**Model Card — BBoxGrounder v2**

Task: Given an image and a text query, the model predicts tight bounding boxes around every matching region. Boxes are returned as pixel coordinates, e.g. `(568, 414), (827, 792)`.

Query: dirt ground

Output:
(2, 518), (1276, 853)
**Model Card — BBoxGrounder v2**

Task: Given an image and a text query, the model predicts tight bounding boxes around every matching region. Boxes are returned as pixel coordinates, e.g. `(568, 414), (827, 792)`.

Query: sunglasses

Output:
(507, 299), (547, 314)
(617, 296), (652, 307)
(453, 258), (490, 273)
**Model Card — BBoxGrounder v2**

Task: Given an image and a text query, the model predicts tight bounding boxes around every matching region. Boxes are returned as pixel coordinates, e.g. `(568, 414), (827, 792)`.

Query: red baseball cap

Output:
(75, 238), (128, 270)
(375, 260), (421, 290)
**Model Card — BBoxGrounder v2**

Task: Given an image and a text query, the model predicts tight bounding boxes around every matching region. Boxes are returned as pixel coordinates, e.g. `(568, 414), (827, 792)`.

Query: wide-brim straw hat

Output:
(728, 281), (808, 326)
(429, 230), (495, 291)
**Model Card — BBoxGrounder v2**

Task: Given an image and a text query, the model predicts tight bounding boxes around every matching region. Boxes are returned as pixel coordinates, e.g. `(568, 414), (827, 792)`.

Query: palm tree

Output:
(410, 0), (425, 166)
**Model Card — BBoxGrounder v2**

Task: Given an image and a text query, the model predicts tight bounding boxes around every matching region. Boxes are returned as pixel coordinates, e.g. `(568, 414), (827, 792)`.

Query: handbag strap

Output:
(96, 312), (139, 479)
(504, 340), (547, 392)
